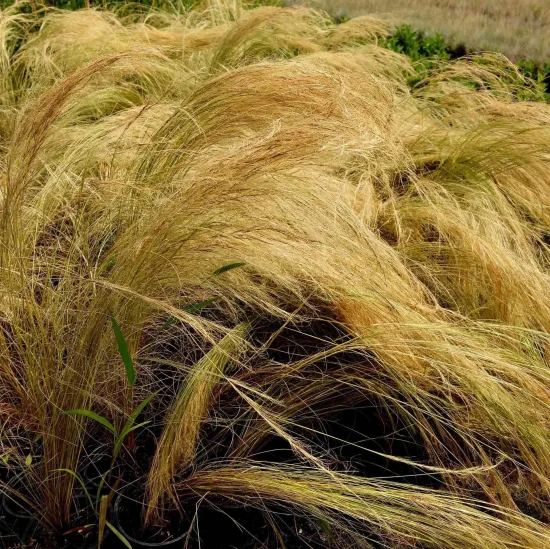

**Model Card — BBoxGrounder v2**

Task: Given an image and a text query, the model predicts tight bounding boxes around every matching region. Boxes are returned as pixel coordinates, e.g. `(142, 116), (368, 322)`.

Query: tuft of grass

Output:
(146, 322), (249, 521)
(182, 463), (550, 548)
(0, 1), (550, 547)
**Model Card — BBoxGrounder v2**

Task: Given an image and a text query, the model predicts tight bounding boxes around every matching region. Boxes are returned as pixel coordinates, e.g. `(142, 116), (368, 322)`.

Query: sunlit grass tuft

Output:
(0, 1), (550, 547)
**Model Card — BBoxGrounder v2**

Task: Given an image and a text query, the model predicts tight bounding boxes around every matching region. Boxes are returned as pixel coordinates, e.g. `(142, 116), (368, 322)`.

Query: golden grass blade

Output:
(146, 322), (249, 521)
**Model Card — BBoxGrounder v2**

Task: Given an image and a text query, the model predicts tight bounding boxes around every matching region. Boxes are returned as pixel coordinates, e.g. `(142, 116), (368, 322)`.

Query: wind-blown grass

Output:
(0, 1), (550, 547)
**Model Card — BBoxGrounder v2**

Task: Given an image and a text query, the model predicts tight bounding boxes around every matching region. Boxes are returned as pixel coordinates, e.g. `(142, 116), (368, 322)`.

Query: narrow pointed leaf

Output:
(120, 391), (158, 437)
(56, 469), (94, 510)
(62, 409), (116, 435)
(112, 393), (157, 460)
(163, 316), (178, 329)
(96, 473), (107, 508)
(111, 316), (135, 387)
(121, 393), (157, 437)
(106, 521), (132, 549)
(118, 420), (151, 445)
(183, 298), (218, 314)
(114, 421), (151, 460)
(212, 262), (245, 276)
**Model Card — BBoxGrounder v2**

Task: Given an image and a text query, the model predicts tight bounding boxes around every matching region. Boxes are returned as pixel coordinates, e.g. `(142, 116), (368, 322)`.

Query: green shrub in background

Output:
(379, 24), (550, 101)
(380, 24), (450, 62)
(518, 59), (550, 95)
(328, 17), (549, 100)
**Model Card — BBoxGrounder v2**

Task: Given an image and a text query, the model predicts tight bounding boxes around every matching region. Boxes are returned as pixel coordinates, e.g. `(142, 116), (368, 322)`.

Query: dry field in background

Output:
(287, 0), (550, 62)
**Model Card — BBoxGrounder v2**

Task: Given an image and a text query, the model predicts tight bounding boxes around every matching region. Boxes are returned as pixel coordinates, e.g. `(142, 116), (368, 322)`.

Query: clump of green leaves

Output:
(375, 24), (550, 102)
(380, 25), (451, 62)
(60, 316), (156, 548)
(517, 59), (550, 100)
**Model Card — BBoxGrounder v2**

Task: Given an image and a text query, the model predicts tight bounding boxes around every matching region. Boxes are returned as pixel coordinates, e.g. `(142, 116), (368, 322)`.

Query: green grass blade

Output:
(56, 469), (94, 510)
(112, 393), (157, 460)
(106, 521), (132, 549)
(212, 262), (245, 276)
(111, 316), (135, 387)
(122, 393), (156, 435)
(95, 471), (108, 508)
(183, 298), (218, 314)
(114, 421), (151, 460)
(62, 409), (116, 435)
(120, 394), (156, 436)
(163, 316), (178, 329)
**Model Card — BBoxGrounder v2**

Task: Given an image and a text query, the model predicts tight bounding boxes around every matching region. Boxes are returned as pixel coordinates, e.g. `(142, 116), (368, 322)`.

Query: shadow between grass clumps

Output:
(156, 318), (441, 547)
(1, 316), (441, 548)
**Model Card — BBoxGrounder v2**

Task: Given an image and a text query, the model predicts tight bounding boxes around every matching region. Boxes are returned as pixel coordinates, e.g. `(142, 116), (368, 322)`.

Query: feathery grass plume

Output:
(205, 0), (241, 25)
(324, 15), (390, 49)
(210, 6), (329, 69)
(146, 322), (249, 519)
(0, 0), (550, 545)
(14, 10), (191, 102)
(0, 2), (41, 151)
(181, 463), (550, 549)
(412, 53), (542, 102)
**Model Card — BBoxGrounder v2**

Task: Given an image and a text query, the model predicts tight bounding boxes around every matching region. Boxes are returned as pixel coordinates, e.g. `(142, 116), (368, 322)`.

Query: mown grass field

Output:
(1, 1), (550, 548)
(288, 0), (550, 63)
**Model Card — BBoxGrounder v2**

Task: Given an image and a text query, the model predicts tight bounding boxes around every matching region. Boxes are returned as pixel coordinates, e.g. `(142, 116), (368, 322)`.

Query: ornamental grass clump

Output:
(0, 1), (550, 547)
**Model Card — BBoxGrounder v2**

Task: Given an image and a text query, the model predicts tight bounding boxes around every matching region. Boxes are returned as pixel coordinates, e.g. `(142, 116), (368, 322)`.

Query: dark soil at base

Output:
(1, 318), (439, 549)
